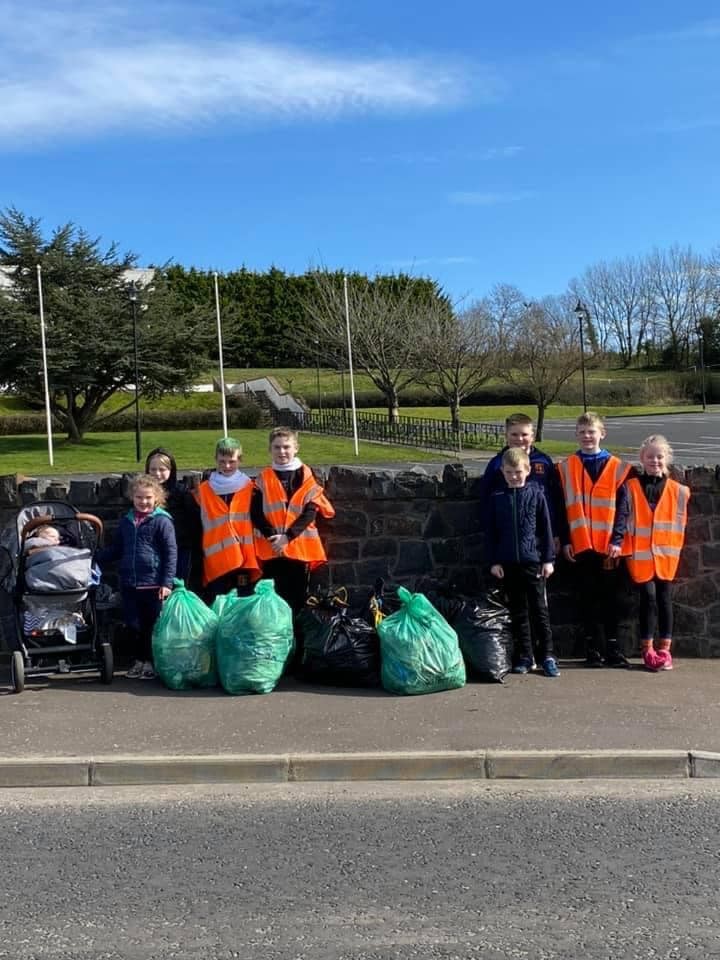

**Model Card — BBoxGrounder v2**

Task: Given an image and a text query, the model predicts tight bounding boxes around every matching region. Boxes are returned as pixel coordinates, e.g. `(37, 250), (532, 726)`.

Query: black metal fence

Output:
(274, 408), (504, 452)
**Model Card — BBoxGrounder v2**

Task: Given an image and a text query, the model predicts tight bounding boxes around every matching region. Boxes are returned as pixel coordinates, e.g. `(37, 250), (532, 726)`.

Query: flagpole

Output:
(343, 275), (359, 457)
(213, 271), (228, 436)
(36, 265), (54, 466)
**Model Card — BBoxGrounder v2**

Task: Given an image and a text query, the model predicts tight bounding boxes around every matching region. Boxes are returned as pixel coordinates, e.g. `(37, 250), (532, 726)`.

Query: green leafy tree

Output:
(0, 208), (210, 441)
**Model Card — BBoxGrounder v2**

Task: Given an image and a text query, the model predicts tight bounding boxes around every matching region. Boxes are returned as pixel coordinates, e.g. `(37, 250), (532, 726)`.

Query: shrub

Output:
(0, 402), (264, 436)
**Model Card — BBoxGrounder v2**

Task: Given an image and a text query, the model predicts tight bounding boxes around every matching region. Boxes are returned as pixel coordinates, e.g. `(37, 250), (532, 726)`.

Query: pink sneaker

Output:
(642, 648), (662, 671)
(657, 650), (673, 671)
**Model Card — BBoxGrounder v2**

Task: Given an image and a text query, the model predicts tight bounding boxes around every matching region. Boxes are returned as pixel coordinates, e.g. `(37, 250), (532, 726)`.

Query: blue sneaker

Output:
(542, 657), (560, 678)
(512, 657), (534, 675)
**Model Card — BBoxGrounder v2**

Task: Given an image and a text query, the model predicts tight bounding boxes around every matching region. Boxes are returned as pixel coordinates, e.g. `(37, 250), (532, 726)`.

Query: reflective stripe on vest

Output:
(558, 454), (630, 555)
(625, 477), (690, 583)
(196, 481), (258, 586)
(254, 466), (334, 566)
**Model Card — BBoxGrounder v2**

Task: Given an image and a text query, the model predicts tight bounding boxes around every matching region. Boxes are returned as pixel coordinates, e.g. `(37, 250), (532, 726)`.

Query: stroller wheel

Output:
(10, 651), (25, 694)
(99, 643), (114, 685)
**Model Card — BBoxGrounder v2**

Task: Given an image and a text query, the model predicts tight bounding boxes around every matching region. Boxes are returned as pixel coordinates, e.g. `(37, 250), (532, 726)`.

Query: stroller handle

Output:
(21, 512), (104, 542)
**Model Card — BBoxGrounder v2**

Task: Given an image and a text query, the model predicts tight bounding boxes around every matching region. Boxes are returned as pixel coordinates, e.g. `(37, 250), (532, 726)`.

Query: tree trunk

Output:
(65, 415), (83, 443)
(535, 403), (545, 442)
(386, 388), (400, 424)
(449, 398), (461, 431)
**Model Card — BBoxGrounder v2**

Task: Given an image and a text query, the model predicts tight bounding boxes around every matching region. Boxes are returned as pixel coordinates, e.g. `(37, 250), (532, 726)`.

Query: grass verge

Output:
(0, 430), (454, 477)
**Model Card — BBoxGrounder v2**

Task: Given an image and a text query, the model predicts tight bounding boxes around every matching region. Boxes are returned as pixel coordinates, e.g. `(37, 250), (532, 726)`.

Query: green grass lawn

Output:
(0, 430), (449, 477)
(367, 403), (703, 422)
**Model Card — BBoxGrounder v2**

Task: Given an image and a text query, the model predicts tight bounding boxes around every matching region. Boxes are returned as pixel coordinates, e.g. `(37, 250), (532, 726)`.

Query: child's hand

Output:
(541, 562), (554, 579)
(562, 544), (575, 562)
(158, 586), (171, 600)
(490, 564), (504, 579)
(268, 533), (289, 556)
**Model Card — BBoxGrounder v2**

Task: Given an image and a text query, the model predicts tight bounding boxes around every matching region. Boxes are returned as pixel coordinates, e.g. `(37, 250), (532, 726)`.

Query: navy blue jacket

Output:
(98, 507), (177, 589)
(487, 484), (555, 567)
(482, 445), (562, 537)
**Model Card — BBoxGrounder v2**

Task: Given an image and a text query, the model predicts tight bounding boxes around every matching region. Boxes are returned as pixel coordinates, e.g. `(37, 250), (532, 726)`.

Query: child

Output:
(145, 447), (202, 587)
(557, 411), (631, 668)
(487, 447), (559, 677)
(252, 427), (335, 614)
(98, 474), (177, 680)
(626, 435), (690, 672)
(24, 523), (61, 555)
(194, 436), (259, 604)
(482, 413), (563, 541)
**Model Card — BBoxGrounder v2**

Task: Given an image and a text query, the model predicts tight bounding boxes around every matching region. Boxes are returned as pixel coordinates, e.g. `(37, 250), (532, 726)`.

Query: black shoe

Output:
(604, 646), (631, 668)
(584, 649), (605, 668)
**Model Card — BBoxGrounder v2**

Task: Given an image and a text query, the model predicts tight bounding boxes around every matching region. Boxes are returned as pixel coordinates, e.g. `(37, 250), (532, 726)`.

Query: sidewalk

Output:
(1, 659), (719, 786)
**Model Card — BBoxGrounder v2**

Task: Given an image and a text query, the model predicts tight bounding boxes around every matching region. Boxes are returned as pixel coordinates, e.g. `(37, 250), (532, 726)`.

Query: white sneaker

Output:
(126, 660), (144, 679)
(140, 661), (156, 680)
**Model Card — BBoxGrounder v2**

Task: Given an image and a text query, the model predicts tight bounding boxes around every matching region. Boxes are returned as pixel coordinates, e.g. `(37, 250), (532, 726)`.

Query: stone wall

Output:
(0, 464), (717, 657)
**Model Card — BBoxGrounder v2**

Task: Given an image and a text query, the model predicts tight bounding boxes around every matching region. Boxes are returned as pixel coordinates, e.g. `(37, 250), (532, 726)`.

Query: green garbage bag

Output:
(216, 578), (294, 695)
(210, 589), (239, 621)
(377, 586), (466, 695)
(152, 579), (219, 690)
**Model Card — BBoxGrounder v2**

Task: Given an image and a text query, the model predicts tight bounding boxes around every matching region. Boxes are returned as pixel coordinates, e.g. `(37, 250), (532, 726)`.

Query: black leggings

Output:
(121, 587), (163, 663)
(637, 577), (673, 639)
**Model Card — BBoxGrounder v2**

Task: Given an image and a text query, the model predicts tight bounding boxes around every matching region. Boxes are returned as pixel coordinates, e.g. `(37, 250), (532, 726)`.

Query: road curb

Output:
(1, 749), (719, 788)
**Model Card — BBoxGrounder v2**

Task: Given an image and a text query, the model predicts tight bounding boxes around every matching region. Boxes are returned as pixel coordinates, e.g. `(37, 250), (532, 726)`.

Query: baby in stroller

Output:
(24, 524), (61, 555)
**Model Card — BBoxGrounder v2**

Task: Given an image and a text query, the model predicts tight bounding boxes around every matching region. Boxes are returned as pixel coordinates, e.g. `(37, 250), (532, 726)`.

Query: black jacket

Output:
(487, 484), (555, 566)
(144, 447), (201, 551)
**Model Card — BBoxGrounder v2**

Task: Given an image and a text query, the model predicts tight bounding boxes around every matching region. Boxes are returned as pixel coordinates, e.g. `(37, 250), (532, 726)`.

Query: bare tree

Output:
(572, 256), (654, 365)
(495, 295), (582, 440)
(302, 270), (444, 422)
(413, 300), (499, 430)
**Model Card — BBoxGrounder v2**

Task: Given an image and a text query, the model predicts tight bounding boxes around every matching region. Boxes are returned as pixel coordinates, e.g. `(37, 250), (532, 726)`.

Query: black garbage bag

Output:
(297, 589), (381, 687)
(428, 589), (512, 683)
(366, 577), (403, 628)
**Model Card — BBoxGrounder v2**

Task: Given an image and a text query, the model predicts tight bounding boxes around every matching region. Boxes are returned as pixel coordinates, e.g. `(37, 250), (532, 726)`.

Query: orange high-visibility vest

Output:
(558, 454), (630, 556)
(195, 480), (259, 586)
(254, 466), (335, 568)
(625, 476), (690, 583)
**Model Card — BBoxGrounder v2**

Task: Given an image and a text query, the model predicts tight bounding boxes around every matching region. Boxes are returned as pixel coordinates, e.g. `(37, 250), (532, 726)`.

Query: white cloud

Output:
(0, 1), (484, 145)
(448, 190), (534, 206)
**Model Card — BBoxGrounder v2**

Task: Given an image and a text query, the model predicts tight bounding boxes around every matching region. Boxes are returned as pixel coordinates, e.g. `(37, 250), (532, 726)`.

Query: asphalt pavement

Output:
(539, 409), (720, 462)
(1, 660), (719, 786)
(3, 780), (720, 959)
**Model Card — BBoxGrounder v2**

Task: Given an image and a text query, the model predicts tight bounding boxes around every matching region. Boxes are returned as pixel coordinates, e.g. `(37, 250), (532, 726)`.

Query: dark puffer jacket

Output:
(144, 447), (202, 551)
(98, 507), (177, 589)
(487, 484), (554, 566)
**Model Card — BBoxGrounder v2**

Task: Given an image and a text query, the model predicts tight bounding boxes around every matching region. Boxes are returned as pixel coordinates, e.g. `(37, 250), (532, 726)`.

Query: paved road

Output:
(2, 780), (719, 959)
(2, 661), (720, 756)
(541, 411), (720, 462)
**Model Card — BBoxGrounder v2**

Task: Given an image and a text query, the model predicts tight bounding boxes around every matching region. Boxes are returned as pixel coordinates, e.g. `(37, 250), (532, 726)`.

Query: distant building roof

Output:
(0, 265), (155, 290)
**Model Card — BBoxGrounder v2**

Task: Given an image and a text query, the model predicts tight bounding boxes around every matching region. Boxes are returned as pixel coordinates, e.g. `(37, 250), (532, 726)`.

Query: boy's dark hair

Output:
(505, 413), (534, 431)
(269, 426), (299, 444)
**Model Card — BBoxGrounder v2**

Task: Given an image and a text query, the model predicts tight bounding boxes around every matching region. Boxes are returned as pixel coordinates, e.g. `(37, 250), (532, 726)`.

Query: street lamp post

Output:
(314, 340), (322, 413)
(573, 300), (589, 413)
(129, 282), (141, 462)
(697, 323), (707, 412)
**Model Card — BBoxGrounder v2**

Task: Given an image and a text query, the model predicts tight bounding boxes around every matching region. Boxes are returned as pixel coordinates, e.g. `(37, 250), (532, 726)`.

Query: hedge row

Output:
(314, 375), (711, 410)
(0, 403), (263, 436)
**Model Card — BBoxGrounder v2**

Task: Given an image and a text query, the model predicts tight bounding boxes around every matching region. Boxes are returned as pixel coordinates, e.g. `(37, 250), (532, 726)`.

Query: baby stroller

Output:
(0, 500), (114, 693)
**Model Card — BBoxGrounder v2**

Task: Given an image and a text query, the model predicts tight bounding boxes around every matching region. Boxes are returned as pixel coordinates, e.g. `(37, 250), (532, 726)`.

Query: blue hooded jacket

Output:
(98, 507), (177, 589)
(487, 483), (555, 567)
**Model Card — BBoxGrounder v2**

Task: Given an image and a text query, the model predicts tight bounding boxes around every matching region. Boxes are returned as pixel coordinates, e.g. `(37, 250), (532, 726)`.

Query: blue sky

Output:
(2, 0), (719, 303)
